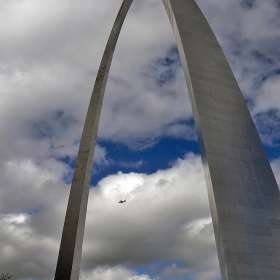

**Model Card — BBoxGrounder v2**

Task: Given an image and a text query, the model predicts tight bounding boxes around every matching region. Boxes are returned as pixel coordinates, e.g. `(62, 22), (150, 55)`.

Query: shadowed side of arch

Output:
(55, 0), (280, 279)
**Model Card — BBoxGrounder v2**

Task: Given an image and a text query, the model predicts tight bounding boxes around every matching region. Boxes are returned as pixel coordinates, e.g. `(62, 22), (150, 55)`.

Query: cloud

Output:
(0, 158), (69, 213)
(0, 154), (220, 280)
(0, 0), (196, 157)
(254, 109), (280, 146)
(82, 154), (219, 279)
(81, 266), (154, 280)
(0, 213), (58, 280)
(98, 44), (193, 147)
(94, 145), (113, 167)
(254, 76), (280, 112)
(1, 0), (280, 154)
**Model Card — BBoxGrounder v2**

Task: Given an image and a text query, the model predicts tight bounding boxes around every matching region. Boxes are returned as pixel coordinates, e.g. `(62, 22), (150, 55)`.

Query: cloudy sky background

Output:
(1, 0), (280, 279)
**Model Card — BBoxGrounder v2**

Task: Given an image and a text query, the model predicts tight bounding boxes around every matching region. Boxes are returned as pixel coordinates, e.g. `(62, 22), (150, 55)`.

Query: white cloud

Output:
(0, 154), (220, 280)
(255, 76), (280, 113)
(82, 154), (219, 279)
(94, 145), (112, 167)
(81, 266), (154, 280)
(1, 213), (28, 224)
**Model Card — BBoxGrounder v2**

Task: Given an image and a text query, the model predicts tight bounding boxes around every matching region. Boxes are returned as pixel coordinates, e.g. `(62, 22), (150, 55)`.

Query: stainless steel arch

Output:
(54, 1), (133, 279)
(55, 1), (280, 279)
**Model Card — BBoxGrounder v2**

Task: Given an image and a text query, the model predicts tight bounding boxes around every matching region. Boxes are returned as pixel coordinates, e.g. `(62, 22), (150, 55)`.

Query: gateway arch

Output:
(54, 0), (280, 279)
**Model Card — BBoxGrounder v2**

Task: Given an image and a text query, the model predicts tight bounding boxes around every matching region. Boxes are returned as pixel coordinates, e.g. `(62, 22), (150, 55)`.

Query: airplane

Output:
(118, 199), (126, 204)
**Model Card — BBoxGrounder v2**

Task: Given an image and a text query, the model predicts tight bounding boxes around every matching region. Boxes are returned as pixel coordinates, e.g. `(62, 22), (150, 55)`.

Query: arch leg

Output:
(54, 1), (133, 279)
(163, 0), (280, 279)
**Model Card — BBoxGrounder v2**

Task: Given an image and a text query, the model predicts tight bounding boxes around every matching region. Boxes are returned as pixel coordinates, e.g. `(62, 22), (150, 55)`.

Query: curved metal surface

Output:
(163, 1), (280, 279)
(54, 1), (133, 279)
(55, 0), (280, 279)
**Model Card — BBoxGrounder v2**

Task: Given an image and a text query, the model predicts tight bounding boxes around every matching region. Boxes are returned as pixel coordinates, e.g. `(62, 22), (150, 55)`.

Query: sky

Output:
(0, 0), (280, 279)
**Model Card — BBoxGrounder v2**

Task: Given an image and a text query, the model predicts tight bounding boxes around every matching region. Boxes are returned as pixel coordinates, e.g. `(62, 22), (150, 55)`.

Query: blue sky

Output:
(0, 0), (280, 279)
